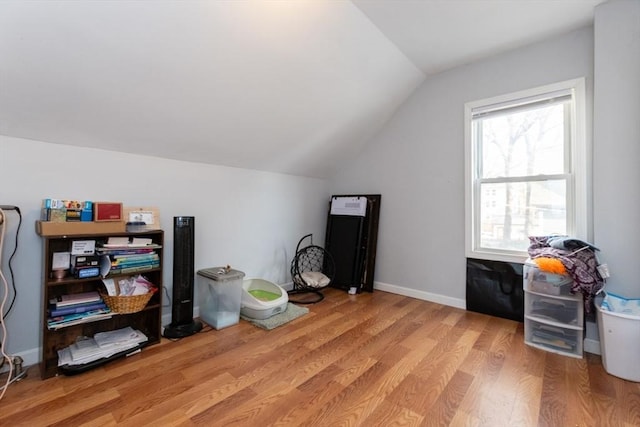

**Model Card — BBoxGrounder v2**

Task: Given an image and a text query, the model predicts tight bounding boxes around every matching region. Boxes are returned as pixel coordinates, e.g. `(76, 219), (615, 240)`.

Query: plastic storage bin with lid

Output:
(197, 266), (245, 330)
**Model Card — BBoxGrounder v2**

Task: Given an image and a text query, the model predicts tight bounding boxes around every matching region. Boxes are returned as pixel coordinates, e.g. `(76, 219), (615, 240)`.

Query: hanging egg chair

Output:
(288, 234), (335, 304)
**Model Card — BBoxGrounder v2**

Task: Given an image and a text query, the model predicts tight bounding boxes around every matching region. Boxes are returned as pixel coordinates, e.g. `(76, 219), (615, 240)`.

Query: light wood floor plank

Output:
(363, 399), (424, 427)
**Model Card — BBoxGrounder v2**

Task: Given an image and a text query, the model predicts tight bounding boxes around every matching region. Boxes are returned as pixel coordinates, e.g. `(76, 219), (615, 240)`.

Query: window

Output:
(465, 79), (589, 262)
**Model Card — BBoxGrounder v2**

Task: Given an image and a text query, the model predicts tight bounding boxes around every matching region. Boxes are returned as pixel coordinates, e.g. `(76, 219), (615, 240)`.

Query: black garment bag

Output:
(466, 258), (524, 322)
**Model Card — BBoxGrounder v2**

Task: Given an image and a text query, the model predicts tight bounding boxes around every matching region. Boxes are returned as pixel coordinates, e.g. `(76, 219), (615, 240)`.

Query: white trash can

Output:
(595, 294), (640, 382)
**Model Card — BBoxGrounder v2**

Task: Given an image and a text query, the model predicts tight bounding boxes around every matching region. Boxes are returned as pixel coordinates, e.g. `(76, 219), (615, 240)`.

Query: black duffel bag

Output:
(466, 258), (524, 322)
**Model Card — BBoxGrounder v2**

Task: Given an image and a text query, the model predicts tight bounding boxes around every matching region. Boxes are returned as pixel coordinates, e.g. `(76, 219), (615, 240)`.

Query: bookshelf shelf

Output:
(45, 266), (164, 287)
(46, 276), (104, 286)
(37, 227), (164, 379)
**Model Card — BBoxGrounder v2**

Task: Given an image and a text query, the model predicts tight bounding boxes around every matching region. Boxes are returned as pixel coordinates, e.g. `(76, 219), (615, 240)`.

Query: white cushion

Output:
(295, 271), (330, 288)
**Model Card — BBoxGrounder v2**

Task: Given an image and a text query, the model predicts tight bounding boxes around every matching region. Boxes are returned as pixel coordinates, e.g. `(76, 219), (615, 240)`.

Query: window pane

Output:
(479, 180), (567, 251)
(480, 102), (567, 179)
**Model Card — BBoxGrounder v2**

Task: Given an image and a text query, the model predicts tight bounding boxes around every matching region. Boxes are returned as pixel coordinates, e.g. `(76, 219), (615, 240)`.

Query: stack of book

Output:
(109, 250), (160, 275)
(97, 240), (160, 276)
(48, 291), (111, 330)
(41, 199), (93, 222)
(57, 326), (148, 367)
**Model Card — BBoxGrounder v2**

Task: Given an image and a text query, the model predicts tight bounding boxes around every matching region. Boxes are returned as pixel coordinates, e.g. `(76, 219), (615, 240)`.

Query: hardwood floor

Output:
(2, 288), (640, 426)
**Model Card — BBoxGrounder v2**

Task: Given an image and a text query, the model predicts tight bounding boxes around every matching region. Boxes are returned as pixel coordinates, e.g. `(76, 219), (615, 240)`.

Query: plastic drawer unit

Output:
(523, 259), (574, 296)
(523, 259), (584, 358)
(525, 292), (583, 326)
(525, 318), (582, 356)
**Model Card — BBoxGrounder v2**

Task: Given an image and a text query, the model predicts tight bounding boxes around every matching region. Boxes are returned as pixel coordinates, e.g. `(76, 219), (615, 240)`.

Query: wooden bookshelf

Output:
(37, 226), (164, 379)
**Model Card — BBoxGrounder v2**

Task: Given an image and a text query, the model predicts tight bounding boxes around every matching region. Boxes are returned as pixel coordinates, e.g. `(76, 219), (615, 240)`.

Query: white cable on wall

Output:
(0, 208), (15, 400)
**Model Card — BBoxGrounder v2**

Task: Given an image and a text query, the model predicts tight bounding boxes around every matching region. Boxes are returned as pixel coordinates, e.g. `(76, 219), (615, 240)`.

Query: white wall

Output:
(330, 26), (594, 307)
(593, 0), (640, 298)
(0, 136), (329, 364)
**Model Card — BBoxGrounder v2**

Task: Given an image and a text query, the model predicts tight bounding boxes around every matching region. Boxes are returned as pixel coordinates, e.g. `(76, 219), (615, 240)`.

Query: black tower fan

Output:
(162, 216), (203, 338)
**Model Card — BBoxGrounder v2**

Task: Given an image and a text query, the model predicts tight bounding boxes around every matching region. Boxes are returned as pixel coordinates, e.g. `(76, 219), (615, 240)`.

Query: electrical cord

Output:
(1, 206), (21, 319)
(164, 322), (213, 342)
(162, 285), (171, 308)
(0, 364), (28, 392)
(0, 208), (14, 401)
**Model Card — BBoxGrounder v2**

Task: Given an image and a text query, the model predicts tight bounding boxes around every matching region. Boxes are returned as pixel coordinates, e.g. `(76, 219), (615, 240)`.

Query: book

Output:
(96, 248), (157, 256)
(100, 243), (162, 249)
(112, 257), (159, 268)
(50, 302), (108, 317)
(107, 262), (160, 276)
(52, 291), (101, 308)
(47, 309), (112, 330)
(48, 307), (111, 324)
(112, 252), (158, 260)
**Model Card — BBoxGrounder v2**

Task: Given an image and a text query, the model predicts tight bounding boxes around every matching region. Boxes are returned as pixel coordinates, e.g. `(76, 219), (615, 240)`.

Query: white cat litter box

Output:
(241, 278), (288, 320)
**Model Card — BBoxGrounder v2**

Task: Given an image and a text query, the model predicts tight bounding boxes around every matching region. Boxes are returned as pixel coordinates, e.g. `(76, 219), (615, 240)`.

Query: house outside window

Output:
(465, 78), (589, 263)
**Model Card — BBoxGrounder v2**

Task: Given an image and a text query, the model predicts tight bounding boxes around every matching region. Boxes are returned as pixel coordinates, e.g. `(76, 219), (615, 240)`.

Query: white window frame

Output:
(464, 78), (590, 263)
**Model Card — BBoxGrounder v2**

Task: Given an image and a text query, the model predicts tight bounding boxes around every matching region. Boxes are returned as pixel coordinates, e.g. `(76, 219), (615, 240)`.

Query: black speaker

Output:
(163, 216), (202, 338)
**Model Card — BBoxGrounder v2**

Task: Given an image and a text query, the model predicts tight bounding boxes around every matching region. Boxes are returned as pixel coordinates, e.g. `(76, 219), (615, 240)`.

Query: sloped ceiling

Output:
(0, 1), (604, 178)
(353, 0), (606, 76)
(0, 1), (424, 178)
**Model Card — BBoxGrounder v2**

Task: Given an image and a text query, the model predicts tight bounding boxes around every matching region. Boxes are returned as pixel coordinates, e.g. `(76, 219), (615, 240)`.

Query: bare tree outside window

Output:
(475, 101), (569, 252)
(466, 79), (587, 262)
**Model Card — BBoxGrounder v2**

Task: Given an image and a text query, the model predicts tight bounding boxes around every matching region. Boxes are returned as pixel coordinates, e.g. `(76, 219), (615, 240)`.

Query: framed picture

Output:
(124, 207), (160, 230)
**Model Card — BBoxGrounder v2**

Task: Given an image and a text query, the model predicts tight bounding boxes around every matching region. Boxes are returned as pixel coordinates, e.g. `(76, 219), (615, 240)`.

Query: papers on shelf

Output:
(102, 237), (156, 249)
(132, 237), (152, 246)
(107, 237), (129, 246)
(102, 278), (117, 296)
(58, 327), (148, 366)
(94, 326), (144, 347)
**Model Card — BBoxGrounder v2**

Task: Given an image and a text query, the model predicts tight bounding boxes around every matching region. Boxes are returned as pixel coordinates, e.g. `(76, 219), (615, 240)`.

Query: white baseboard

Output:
(373, 281), (466, 310)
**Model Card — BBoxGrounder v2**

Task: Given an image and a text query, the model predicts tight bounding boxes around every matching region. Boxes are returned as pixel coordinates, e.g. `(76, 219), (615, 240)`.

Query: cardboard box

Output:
(94, 202), (123, 222)
(36, 220), (126, 237)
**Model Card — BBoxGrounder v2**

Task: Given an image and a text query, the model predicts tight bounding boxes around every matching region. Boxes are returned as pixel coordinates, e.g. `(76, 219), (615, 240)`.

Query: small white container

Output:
(197, 267), (245, 329)
(596, 294), (640, 382)
(241, 278), (288, 320)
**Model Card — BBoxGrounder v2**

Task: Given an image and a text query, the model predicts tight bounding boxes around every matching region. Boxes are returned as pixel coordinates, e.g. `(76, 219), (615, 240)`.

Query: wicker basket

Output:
(100, 291), (153, 314)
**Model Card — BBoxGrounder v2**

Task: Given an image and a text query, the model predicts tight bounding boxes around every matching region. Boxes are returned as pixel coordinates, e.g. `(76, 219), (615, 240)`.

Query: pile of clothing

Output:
(528, 235), (604, 313)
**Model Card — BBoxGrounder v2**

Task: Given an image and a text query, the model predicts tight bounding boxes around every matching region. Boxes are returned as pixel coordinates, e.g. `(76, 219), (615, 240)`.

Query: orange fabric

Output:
(533, 257), (567, 275)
